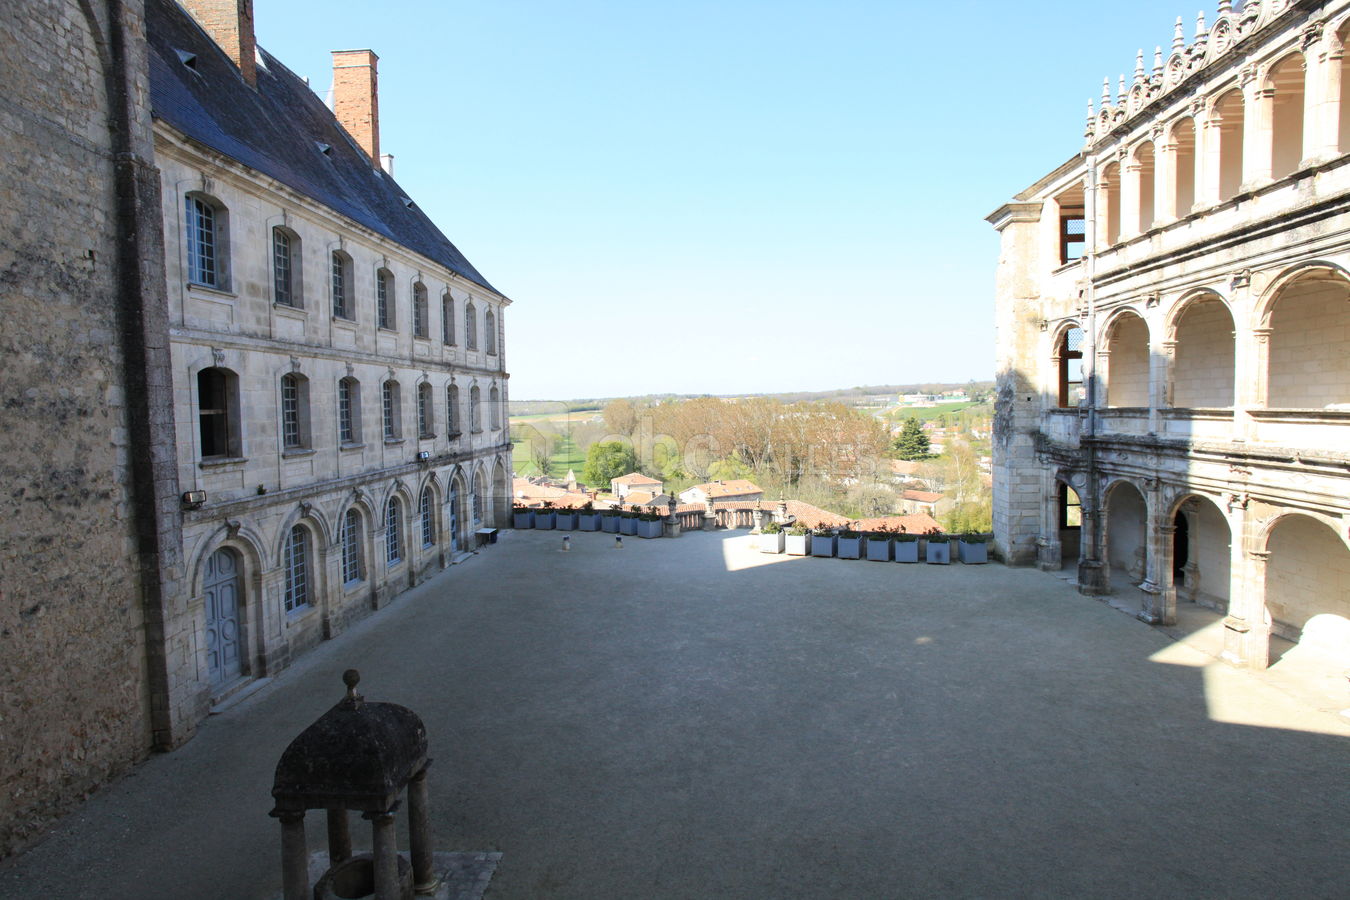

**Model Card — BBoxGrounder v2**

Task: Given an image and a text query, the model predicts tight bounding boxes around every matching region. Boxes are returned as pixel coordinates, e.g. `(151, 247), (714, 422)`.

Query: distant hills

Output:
(511, 381), (995, 415)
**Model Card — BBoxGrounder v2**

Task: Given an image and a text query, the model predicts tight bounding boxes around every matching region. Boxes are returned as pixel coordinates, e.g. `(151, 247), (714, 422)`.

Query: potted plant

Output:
(894, 532), (920, 563)
(865, 525), (894, 562)
(619, 506), (639, 536)
(836, 524), (863, 560)
(637, 508), (663, 539)
(785, 523), (810, 556)
(957, 532), (989, 564)
(512, 505), (534, 529)
(576, 501), (602, 532)
(925, 530), (950, 565)
(601, 509), (621, 533)
(756, 520), (785, 554)
(534, 502), (556, 530)
(554, 507), (578, 531)
(810, 524), (837, 558)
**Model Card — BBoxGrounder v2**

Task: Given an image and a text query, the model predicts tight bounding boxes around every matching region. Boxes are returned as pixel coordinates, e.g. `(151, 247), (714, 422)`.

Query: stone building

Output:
(0, 0), (513, 855)
(988, 0), (1350, 669)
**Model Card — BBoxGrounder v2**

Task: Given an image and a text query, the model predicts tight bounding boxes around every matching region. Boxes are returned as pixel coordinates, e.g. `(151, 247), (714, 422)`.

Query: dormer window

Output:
(175, 49), (198, 71)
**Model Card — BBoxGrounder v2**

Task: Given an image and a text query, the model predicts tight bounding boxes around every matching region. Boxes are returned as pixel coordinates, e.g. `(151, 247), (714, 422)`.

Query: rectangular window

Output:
(273, 229), (292, 306)
(281, 377), (300, 448)
(1060, 212), (1086, 264)
(378, 272), (391, 329)
(342, 513), (362, 585)
(283, 528), (308, 612)
(331, 253), (349, 319)
(383, 382), (398, 439)
(339, 380), (354, 443)
(386, 502), (402, 564)
(442, 296), (455, 345)
(186, 196), (217, 286)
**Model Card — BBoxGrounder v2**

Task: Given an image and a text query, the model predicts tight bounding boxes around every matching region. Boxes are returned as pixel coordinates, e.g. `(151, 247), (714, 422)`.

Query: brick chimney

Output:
(180, 0), (257, 87)
(331, 50), (380, 163)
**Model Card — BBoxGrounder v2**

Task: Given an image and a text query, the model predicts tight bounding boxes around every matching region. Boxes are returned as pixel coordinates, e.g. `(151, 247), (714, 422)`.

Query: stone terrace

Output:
(1, 531), (1347, 899)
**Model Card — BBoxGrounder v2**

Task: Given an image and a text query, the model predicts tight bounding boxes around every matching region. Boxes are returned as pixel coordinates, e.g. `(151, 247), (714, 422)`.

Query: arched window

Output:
(331, 250), (353, 319)
(198, 366), (241, 458)
(1056, 327), (1084, 408)
(272, 226), (301, 307)
(441, 292), (455, 345)
(419, 488), (435, 547)
(465, 301), (478, 350)
(449, 480), (461, 551)
(472, 474), (483, 527)
(485, 308), (497, 355)
(413, 282), (429, 338)
(280, 373), (310, 450)
(386, 497), (403, 565)
(185, 192), (228, 288)
(341, 508), (364, 585)
(470, 385), (482, 432)
(377, 267), (395, 330)
(446, 383), (460, 436)
(417, 382), (434, 438)
(489, 385), (501, 430)
(338, 377), (361, 445)
(382, 380), (402, 440)
(283, 525), (310, 612)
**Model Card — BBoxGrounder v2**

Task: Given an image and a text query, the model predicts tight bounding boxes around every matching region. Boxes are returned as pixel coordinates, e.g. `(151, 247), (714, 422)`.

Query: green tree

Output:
(602, 398), (638, 436)
(583, 441), (639, 490)
(707, 455), (752, 482)
(530, 432), (557, 477)
(891, 418), (932, 460)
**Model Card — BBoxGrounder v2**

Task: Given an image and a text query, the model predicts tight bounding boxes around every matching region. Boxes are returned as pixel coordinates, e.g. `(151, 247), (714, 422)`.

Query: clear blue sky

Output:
(255, 1), (1195, 400)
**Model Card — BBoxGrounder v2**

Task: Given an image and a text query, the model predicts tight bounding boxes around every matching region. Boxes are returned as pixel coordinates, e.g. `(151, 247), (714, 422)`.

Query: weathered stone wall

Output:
(0, 0), (156, 858)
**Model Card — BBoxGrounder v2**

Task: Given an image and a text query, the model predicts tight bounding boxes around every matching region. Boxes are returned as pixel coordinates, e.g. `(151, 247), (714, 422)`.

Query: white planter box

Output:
(756, 532), (785, 553)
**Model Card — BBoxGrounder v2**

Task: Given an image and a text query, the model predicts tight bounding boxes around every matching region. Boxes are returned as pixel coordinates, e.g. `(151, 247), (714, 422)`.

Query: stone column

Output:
(323, 536), (345, 639)
(1036, 471), (1061, 572)
(371, 524), (391, 609)
(1198, 114), (1224, 207)
(367, 810), (401, 900)
(1155, 138), (1178, 224)
(1315, 34), (1344, 162)
(1119, 159), (1142, 241)
(1224, 547), (1271, 670)
(1076, 485), (1109, 595)
(1241, 69), (1275, 190)
(277, 811), (309, 900)
(1141, 518), (1178, 626)
(1301, 37), (1326, 166)
(1228, 270), (1256, 442)
(326, 808), (352, 864)
(408, 768), (435, 892)
(1094, 169), (1114, 251)
(1095, 348), (1111, 410)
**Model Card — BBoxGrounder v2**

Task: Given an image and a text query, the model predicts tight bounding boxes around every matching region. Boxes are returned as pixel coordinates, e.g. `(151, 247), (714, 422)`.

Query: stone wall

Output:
(0, 0), (162, 858)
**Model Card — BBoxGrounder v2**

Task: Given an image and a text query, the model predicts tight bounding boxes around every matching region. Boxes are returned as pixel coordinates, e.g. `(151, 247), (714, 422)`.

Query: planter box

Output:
(512, 511), (534, 529)
(756, 532), (785, 554)
(601, 515), (621, 533)
(554, 512), (577, 531)
(865, 538), (892, 562)
(534, 511), (556, 530)
(894, 540), (920, 563)
(958, 540), (989, 564)
(810, 534), (837, 557)
(577, 513), (602, 532)
(637, 518), (663, 539)
(619, 516), (638, 536)
(785, 534), (809, 556)
(926, 539), (951, 565)
(837, 536), (863, 560)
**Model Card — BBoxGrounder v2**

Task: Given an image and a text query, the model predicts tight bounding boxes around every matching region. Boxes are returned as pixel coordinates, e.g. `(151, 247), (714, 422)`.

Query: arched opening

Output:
(1103, 161), (1121, 246)
(1172, 496), (1230, 614)
(419, 486), (436, 549)
(1266, 271), (1350, 408)
(1054, 184), (1085, 265)
(1172, 118), (1196, 214)
(340, 507), (365, 587)
(1265, 515), (1350, 661)
(282, 524), (312, 614)
(1055, 326), (1084, 408)
(1105, 481), (1147, 587)
(1105, 313), (1150, 407)
(385, 496), (404, 567)
(1269, 54), (1306, 179)
(1057, 481), (1082, 571)
(492, 460), (509, 528)
(1172, 295), (1235, 407)
(448, 475), (466, 552)
(472, 471), (485, 528)
(1215, 89), (1244, 200)
(1135, 141), (1156, 232)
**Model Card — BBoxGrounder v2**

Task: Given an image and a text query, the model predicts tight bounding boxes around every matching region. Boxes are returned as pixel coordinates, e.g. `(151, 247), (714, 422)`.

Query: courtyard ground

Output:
(1, 530), (1346, 899)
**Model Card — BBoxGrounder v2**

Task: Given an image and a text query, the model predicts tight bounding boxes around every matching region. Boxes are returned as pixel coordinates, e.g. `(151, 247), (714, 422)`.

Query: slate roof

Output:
(145, 0), (501, 297)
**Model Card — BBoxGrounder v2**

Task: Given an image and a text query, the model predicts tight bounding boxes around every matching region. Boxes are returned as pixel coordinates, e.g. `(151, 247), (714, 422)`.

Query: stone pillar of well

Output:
(702, 495), (716, 532)
(751, 507), (764, 534)
(664, 495), (681, 538)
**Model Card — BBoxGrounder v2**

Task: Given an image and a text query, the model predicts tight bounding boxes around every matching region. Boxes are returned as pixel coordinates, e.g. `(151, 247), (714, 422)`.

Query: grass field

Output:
(512, 433), (587, 478)
(883, 401), (987, 423)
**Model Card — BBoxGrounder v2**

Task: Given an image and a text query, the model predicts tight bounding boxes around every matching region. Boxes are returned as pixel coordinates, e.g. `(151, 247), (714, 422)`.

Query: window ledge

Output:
(447, 431), (462, 440)
(282, 448), (317, 459)
(414, 335), (430, 343)
(285, 603), (317, 624)
(199, 456), (248, 470)
(343, 578), (365, 592)
(340, 441), (366, 452)
(443, 342), (457, 348)
(332, 316), (357, 328)
(419, 433), (436, 441)
(187, 283), (236, 300)
(273, 302), (307, 318)
(470, 428), (483, 434)
(378, 326), (399, 335)
(384, 437), (406, 445)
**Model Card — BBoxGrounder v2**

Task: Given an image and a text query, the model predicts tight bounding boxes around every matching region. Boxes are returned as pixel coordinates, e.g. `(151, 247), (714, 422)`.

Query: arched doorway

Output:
(1265, 515), (1350, 661)
(448, 478), (463, 553)
(203, 547), (244, 689)
(1057, 481), (1082, 570)
(1172, 496), (1230, 614)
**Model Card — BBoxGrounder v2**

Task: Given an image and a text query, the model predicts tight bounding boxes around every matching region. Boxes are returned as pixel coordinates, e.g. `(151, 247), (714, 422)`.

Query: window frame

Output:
(465, 301), (478, 350)
(331, 250), (354, 320)
(280, 372), (310, 450)
(469, 385), (482, 433)
(446, 383), (460, 437)
(272, 226), (302, 308)
(385, 497), (403, 565)
(283, 525), (310, 613)
(413, 282), (429, 339)
(198, 366), (241, 459)
(485, 308), (497, 355)
(185, 193), (228, 289)
(341, 508), (364, 586)
(419, 488), (435, 548)
(377, 268), (395, 331)
(441, 292), (455, 345)
(382, 380), (402, 440)
(338, 376), (361, 445)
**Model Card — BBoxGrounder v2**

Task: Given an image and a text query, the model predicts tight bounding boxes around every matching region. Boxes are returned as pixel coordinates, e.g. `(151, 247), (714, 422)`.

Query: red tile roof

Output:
(612, 473), (662, 486)
(901, 490), (944, 504)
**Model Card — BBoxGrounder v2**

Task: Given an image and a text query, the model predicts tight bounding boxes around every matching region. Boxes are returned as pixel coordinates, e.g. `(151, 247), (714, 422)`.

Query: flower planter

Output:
(837, 536), (863, 560)
(637, 518), (663, 539)
(619, 516), (638, 536)
(577, 513), (602, 532)
(958, 540), (988, 564)
(925, 538), (951, 565)
(810, 534), (837, 558)
(554, 512), (577, 531)
(512, 510), (534, 529)
(534, 511), (556, 530)
(601, 515), (621, 533)
(756, 531), (785, 554)
(865, 538), (892, 562)
(785, 534), (809, 556)
(894, 540), (920, 563)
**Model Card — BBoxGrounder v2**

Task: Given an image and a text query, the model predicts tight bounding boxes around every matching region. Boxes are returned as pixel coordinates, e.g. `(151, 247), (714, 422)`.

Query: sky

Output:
(253, 0), (1200, 400)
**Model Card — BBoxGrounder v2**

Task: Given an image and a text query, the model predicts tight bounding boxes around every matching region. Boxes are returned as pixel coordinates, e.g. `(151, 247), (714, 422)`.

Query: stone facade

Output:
(989, 0), (1350, 668)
